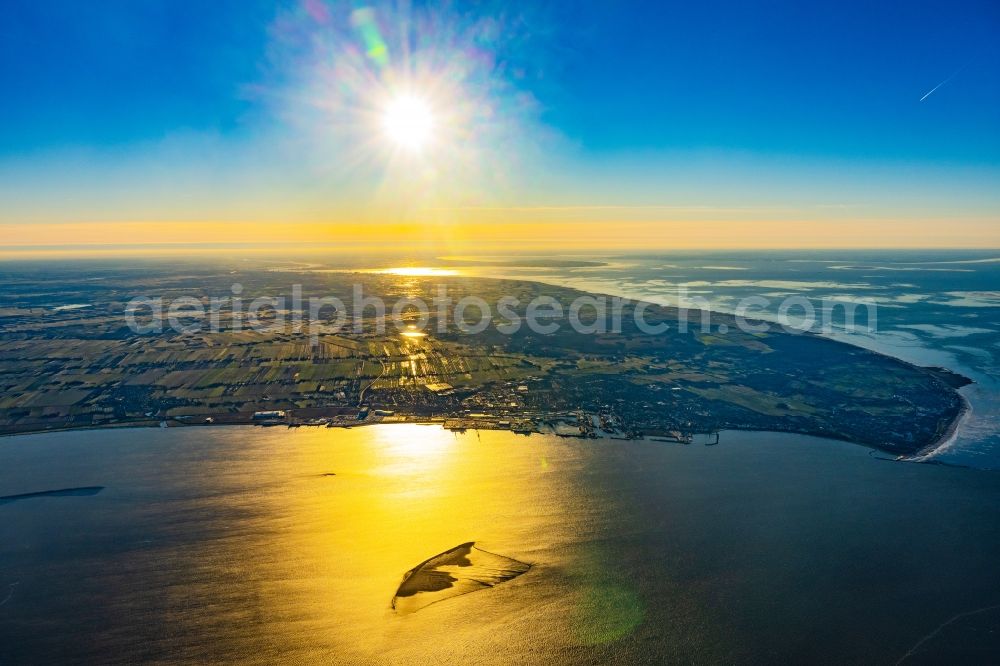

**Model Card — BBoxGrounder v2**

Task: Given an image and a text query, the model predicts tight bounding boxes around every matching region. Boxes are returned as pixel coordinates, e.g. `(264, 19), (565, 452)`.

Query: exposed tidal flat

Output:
(465, 250), (1000, 469)
(2, 424), (1000, 663)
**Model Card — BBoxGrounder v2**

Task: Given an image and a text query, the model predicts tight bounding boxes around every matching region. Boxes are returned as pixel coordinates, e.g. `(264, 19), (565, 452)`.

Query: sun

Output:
(382, 94), (434, 152)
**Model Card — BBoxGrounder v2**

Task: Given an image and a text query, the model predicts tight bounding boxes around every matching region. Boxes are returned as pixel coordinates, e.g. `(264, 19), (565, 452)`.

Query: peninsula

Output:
(0, 264), (967, 455)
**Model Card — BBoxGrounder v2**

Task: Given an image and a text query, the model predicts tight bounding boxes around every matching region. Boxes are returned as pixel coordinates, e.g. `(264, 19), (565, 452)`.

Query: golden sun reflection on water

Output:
(205, 424), (603, 662)
(375, 266), (460, 277)
(0, 425), (656, 663)
(6, 427), (1000, 663)
(369, 423), (455, 477)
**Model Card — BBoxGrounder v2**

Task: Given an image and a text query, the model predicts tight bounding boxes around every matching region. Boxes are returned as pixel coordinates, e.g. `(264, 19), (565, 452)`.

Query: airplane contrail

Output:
(920, 61), (971, 101)
(919, 78), (949, 101)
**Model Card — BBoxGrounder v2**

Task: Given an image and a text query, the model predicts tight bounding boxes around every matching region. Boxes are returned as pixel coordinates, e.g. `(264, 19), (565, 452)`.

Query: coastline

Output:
(0, 404), (971, 464)
(911, 393), (972, 461)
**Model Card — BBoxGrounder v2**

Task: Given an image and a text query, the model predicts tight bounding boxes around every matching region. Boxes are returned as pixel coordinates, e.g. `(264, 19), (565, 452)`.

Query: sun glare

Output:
(382, 95), (434, 151)
(377, 267), (458, 276)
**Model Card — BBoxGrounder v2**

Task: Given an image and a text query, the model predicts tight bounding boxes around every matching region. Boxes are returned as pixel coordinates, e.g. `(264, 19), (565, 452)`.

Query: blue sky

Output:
(0, 1), (271, 150)
(547, 1), (999, 162)
(4, 0), (998, 159)
(1, 0), (998, 249)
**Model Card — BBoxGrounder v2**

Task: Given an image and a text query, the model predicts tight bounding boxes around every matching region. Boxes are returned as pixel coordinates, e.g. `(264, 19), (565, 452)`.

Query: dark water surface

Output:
(2, 424), (1000, 664)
